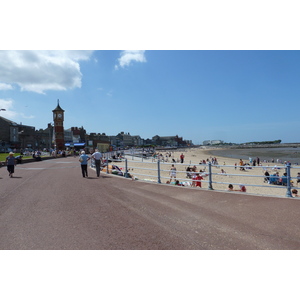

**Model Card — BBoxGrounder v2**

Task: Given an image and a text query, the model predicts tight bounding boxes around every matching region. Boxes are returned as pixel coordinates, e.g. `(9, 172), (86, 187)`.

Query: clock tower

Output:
(52, 99), (65, 150)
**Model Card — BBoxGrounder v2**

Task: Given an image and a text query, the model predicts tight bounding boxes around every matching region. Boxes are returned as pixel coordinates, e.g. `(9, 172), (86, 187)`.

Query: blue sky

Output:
(1, 50), (299, 144)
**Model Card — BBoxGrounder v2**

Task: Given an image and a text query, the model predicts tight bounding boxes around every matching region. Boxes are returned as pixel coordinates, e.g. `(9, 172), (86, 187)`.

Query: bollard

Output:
(208, 162), (213, 190)
(157, 159), (161, 184)
(286, 163), (292, 197)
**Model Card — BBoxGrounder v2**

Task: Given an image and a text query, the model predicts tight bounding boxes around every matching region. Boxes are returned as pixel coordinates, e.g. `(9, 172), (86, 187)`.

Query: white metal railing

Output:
(91, 151), (300, 198)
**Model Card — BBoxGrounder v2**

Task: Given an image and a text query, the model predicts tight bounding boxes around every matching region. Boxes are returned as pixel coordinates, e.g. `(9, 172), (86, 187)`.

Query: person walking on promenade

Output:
(6, 152), (16, 178)
(169, 164), (177, 182)
(79, 151), (90, 178)
(91, 149), (103, 177)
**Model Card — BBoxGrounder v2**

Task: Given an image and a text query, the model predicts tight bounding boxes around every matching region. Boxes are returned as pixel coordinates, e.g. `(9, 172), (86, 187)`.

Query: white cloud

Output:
(0, 98), (13, 110)
(0, 50), (94, 94)
(19, 112), (35, 119)
(0, 98), (34, 120)
(0, 83), (13, 90)
(115, 50), (146, 69)
(0, 98), (16, 118)
(106, 90), (113, 97)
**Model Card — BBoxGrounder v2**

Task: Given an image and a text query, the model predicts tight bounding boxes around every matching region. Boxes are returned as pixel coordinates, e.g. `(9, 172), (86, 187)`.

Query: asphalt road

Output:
(1, 156), (300, 250)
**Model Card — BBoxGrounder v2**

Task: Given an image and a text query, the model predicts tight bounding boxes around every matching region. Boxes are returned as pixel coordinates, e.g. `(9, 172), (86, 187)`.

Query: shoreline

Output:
(199, 146), (300, 165)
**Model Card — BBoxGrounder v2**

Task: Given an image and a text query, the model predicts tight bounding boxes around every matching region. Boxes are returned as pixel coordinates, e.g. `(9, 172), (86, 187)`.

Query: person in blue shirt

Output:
(269, 172), (279, 185)
(280, 173), (288, 186)
(6, 152), (16, 178)
(79, 151), (90, 178)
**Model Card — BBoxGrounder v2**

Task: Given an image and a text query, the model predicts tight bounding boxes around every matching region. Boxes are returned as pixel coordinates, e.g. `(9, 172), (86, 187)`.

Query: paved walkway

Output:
(1, 156), (300, 249)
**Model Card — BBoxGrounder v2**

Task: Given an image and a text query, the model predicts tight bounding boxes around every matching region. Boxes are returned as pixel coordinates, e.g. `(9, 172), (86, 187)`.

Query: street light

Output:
(18, 130), (25, 149)
(0, 109), (7, 149)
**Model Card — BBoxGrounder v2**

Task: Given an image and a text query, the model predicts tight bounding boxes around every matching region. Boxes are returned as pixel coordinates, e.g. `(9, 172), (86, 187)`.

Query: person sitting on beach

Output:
(239, 185), (247, 192)
(280, 173), (288, 186)
(191, 172), (197, 187)
(292, 189), (299, 197)
(175, 180), (182, 186)
(186, 166), (192, 178)
(297, 172), (300, 185)
(264, 170), (270, 183)
(227, 184), (234, 191)
(227, 184), (241, 191)
(269, 172), (280, 185)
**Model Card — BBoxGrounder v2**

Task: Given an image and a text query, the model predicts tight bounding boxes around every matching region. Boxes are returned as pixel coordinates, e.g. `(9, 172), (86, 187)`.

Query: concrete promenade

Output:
(1, 156), (300, 250)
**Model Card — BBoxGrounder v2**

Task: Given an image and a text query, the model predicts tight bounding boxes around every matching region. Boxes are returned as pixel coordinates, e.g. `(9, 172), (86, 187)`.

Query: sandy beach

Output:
(111, 146), (300, 198)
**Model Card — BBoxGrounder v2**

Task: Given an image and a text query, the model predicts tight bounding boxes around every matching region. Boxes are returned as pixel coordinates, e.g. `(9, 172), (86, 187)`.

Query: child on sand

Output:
(227, 184), (246, 192)
(195, 173), (203, 188)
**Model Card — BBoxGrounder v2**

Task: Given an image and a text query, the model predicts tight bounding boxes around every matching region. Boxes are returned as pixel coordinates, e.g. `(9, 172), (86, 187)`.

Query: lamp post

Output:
(0, 109), (7, 150)
(18, 130), (25, 149)
(48, 123), (54, 150)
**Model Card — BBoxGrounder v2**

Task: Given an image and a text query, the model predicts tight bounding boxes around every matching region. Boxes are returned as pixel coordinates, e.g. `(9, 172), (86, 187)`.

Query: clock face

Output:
(58, 113), (62, 118)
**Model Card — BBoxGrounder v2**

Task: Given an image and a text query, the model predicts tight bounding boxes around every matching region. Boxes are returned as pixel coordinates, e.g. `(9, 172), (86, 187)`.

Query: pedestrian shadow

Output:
(86, 175), (112, 179)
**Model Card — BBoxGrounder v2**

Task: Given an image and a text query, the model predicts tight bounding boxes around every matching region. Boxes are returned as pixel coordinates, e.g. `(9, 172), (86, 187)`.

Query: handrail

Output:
(91, 151), (300, 198)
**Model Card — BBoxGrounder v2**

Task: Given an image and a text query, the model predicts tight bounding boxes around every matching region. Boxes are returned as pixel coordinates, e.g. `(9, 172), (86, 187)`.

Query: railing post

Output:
(286, 162), (292, 197)
(124, 158), (129, 178)
(106, 153), (109, 174)
(208, 162), (213, 190)
(157, 159), (161, 184)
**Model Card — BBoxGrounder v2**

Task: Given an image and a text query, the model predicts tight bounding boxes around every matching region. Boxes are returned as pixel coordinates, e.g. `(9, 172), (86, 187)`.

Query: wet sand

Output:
(205, 147), (300, 165)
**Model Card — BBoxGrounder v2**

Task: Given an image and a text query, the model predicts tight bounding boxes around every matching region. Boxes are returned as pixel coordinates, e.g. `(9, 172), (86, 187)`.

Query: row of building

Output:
(0, 115), (193, 153)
